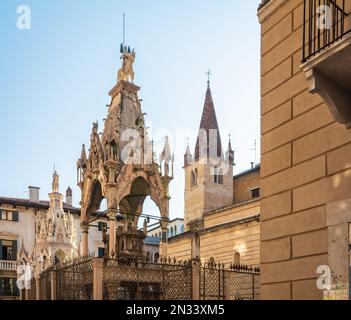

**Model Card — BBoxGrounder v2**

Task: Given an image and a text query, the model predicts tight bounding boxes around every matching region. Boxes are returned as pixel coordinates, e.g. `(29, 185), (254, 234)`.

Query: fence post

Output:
(51, 270), (57, 300)
(35, 276), (40, 300)
(93, 258), (104, 300)
(191, 259), (200, 300)
(224, 270), (231, 300)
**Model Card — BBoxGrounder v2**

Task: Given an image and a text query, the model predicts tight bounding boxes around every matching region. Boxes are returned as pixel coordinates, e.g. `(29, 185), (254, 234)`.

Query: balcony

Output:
(301, 0), (351, 128)
(0, 260), (17, 272)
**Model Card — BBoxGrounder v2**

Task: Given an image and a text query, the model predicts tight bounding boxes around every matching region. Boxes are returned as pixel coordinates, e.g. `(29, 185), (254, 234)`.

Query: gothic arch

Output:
(117, 170), (169, 220)
(82, 179), (105, 221)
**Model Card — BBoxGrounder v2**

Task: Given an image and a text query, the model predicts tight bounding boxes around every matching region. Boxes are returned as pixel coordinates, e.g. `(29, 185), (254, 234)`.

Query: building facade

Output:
(166, 82), (261, 267)
(148, 218), (184, 239)
(0, 172), (104, 300)
(258, 0), (351, 300)
(145, 218), (185, 263)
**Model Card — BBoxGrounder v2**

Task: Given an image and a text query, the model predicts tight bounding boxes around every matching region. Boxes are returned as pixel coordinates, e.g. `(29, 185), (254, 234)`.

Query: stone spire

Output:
(77, 144), (88, 185)
(80, 144), (87, 164)
(19, 237), (28, 261)
(184, 139), (192, 167)
(160, 136), (174, 178)
(52, 170), (59, 193)
(194, 82), (223, 161)
(226, 135), (235, 166)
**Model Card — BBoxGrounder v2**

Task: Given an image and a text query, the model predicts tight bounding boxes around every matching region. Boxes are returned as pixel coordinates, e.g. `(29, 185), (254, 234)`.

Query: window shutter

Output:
(12, 240), (17, 261)
(12, 211), (19, 222)
(0, 240), (2, 260)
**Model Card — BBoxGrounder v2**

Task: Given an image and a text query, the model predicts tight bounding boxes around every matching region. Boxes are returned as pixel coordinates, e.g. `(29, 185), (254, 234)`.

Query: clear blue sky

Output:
(0, 0), (261, 220)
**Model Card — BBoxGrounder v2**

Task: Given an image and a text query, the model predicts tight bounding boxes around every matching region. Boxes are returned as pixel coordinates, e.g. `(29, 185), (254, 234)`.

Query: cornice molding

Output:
(257, 0), (287, 24)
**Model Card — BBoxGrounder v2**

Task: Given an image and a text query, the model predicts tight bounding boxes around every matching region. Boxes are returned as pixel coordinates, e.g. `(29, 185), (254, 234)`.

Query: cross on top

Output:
(206, 69), (212, 83)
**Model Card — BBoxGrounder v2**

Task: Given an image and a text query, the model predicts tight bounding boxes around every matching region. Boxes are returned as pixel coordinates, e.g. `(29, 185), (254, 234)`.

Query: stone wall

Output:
(167, 236), (192, 261)
(258, 0), (351, 300)
(200, 220), (260, 266)
(167, 200), (260, 266)
(233, 169), (260, 204)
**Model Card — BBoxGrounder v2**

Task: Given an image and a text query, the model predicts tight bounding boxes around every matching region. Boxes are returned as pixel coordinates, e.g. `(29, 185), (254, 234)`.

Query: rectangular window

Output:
(0, 240), (17, 261)
(0, 278), (18, 297)
(251, 187), (260, 199)
(0, 210), (19, 222)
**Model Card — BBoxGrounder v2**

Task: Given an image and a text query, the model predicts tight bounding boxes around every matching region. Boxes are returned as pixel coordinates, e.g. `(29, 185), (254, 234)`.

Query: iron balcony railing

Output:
(302, 0), (351, 62)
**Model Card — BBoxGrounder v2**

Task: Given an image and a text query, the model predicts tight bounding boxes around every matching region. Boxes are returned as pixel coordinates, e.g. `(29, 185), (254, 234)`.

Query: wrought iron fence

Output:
(39, 267), (52, 300)
(200, 262), (225, 300)
(229, 264), (260, 300)
(302, 0), (351, 62)
(36, 256), (260, 300)
(55, 256), (94, 300)
(103, 257), (192, 300)
(26, 277), (37, 301)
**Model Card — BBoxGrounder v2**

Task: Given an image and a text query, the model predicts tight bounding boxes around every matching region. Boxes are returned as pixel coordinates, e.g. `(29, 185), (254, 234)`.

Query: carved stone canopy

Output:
(77, 48), (173, 258)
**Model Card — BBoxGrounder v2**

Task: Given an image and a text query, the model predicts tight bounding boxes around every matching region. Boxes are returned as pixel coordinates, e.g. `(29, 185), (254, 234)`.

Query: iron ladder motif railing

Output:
(302, 0), (350, 62)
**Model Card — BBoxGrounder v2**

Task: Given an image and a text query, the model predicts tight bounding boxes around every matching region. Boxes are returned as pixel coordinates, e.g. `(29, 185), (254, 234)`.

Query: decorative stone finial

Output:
(52, 170), (59, 193)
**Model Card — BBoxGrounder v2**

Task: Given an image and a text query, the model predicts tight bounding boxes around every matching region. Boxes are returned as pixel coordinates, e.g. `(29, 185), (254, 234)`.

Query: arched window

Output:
(154, 252), (160, 264)
(214, 167), (223, 184)
(191, 169), (198, 187)
(174, 225), (177, 235)
(170, 227), (174, 237)
(234, 252), (241, 265)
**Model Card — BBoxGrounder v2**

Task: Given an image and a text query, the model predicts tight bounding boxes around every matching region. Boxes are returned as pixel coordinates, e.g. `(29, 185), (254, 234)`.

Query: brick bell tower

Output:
(183, 79), (234, 230)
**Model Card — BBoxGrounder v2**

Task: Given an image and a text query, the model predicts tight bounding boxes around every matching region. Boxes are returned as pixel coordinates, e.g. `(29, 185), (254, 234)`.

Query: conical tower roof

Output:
(194, 83), (222, 160)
